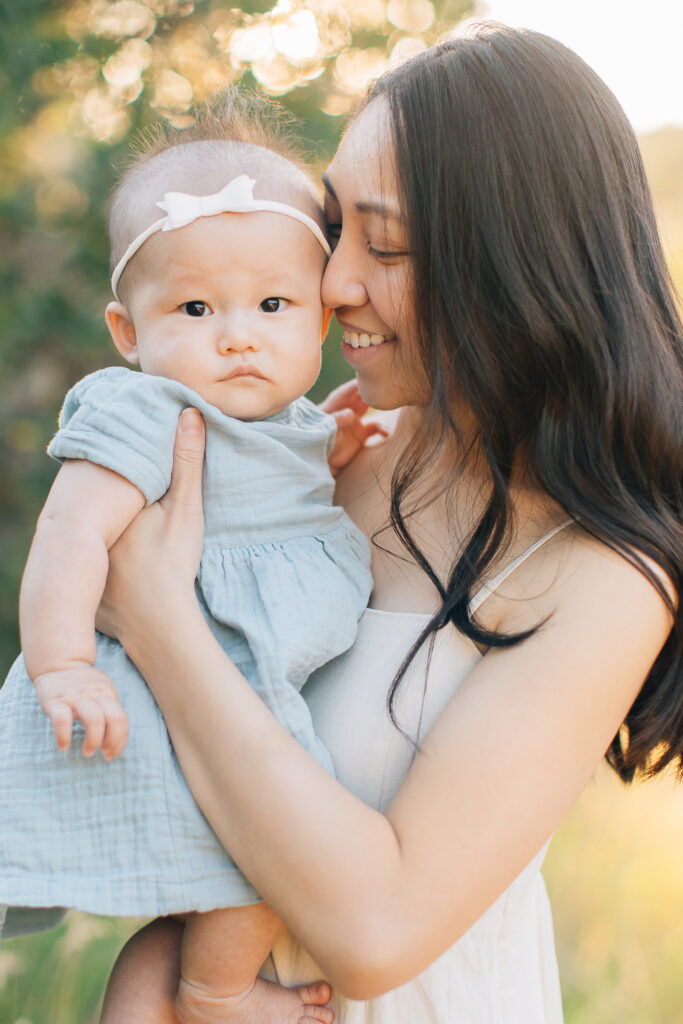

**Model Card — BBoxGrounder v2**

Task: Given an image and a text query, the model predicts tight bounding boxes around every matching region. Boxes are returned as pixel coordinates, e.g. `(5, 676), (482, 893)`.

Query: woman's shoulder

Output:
(482, 520), (674, 649)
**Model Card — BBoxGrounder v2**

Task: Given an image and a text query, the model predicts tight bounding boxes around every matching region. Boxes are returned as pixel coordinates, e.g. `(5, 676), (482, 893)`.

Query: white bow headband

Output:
(110, 174), (331, 300)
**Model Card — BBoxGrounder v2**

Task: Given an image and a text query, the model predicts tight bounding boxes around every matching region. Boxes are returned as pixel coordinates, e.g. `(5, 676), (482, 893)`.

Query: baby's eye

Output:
(182, 301), (211, 317)
(259, 297), (288, 313)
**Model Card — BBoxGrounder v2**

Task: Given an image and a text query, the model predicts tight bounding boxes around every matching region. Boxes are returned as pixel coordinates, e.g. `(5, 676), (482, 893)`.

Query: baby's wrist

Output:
(29, 657), (95, 686)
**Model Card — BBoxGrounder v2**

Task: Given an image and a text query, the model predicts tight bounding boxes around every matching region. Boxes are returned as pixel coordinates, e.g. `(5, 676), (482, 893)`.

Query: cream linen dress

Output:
(262, 524), (568, 1023)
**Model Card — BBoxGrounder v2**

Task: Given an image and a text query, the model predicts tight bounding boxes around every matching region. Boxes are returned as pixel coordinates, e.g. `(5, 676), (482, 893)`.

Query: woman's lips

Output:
(342, 329), (394, 349)
(341, 333), (395, 365)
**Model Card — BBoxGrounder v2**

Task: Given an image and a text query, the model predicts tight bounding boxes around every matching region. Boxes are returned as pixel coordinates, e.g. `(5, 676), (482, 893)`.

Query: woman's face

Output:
(321, 98), (429, 410)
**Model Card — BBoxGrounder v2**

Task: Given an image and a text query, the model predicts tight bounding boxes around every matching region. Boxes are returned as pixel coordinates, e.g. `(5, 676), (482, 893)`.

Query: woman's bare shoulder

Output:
(486, 522), (675, 643)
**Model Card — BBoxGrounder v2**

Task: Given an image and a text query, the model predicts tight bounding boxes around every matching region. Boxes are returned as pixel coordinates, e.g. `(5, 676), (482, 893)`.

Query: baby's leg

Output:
(176, 904), (333, 1024)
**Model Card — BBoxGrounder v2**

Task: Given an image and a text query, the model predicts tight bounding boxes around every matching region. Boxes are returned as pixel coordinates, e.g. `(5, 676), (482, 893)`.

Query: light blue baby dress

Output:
(0, 367), (372, 937)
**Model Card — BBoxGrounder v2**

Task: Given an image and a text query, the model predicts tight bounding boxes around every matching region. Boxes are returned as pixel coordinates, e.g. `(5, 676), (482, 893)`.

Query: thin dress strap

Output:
(470, 520), (573, 615)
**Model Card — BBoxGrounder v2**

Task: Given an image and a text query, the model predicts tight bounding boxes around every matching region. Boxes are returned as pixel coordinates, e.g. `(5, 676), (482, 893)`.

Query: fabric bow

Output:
(157, 175), (257, 230)
(110, 173), (330, 300)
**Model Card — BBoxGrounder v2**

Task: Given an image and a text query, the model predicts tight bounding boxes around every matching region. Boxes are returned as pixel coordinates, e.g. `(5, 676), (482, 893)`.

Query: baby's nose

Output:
(217, 313), (259, 353)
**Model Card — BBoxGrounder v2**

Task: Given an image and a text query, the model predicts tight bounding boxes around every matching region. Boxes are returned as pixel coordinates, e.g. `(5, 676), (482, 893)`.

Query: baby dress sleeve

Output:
(47, 367), (193, 504)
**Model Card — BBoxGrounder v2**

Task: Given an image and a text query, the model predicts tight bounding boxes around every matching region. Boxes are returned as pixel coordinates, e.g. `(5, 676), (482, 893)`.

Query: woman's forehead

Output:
(325, 99), (397, 202)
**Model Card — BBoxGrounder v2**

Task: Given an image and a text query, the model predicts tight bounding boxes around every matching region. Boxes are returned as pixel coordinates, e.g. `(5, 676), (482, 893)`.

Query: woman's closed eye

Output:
(367, 240), (410, 261)
(259, 297), (289, 313)
(181, 300), (212, 317)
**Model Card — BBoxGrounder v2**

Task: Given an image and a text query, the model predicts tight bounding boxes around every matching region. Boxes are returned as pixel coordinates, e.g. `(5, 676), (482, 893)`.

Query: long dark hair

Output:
(364, 23), (683, 782)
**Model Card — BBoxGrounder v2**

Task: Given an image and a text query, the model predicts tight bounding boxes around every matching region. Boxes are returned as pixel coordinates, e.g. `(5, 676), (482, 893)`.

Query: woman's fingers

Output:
(163, 408), (206, 514)
(98, 410), (207, 641)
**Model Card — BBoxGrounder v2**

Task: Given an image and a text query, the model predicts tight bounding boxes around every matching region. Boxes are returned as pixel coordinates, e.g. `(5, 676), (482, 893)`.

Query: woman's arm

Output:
(101, 412), (673, 999)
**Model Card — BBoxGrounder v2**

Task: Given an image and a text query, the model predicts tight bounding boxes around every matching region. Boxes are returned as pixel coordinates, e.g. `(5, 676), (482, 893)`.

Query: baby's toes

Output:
(295, 982), (331, 1006)
(299, 1009), (334, 1024)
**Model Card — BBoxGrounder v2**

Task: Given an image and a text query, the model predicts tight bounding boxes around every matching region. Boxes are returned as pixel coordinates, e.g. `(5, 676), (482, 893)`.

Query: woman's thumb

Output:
(166, 408), (206, 510)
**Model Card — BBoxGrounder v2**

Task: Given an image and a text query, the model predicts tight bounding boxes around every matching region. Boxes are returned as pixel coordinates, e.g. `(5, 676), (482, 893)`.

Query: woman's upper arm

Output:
(358, 543), (673, 991)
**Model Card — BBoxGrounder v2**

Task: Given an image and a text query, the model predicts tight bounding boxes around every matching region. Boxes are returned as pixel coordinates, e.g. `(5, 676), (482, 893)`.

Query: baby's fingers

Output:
(73, 695), (107, 757)
(363, 420), (389, 440)
(100, 698), (130, 761)
(44, 700), (74, 751)
(320, 379), (367, 415)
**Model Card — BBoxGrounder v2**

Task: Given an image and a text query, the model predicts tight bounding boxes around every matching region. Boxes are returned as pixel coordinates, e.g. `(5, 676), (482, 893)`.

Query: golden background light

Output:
(25, 0), (463, 142)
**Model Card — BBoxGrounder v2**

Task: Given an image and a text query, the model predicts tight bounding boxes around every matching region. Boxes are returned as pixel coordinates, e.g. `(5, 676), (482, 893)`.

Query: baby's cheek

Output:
(141, 349), (202, 393)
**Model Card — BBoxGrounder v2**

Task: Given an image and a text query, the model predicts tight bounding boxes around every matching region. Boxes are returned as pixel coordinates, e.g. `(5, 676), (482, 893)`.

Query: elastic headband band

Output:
(110, 174), (331, 299)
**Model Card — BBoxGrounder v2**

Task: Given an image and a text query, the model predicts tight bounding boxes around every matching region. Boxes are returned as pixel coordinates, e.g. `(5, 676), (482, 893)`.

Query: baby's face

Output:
(115, 210), (327, 420)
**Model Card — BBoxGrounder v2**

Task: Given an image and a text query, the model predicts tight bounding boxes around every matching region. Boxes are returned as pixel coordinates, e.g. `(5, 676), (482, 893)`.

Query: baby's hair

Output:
(108, 88), (325, 301)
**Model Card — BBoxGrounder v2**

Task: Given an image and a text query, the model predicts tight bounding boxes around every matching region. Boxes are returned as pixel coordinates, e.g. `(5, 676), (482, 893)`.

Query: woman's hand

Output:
(320, 379), (388, 475)
(96, 408), (206, 644)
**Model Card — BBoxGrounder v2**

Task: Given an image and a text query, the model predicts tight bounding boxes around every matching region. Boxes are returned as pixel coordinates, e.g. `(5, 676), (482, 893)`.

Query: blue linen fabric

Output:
(0, 367), (372, 936)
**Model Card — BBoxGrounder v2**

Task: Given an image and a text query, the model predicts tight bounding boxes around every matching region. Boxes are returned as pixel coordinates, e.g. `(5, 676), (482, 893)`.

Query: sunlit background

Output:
(1, 1), (682, 1020)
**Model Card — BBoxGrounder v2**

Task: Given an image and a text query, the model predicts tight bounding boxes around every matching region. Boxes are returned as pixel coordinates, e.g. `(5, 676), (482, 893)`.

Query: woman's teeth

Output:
(343, 330), (392, 348)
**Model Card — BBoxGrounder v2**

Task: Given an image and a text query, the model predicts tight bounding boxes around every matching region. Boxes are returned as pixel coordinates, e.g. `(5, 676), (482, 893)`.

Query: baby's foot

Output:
(175, 976), (334, 1024)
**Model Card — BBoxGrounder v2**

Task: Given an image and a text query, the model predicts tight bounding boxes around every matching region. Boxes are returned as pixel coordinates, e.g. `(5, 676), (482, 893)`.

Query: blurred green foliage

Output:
(0, 0), (473, 675)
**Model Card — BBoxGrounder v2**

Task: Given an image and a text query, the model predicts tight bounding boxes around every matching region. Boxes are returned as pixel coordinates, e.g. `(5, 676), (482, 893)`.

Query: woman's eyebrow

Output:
(322, 173), (401, 222)
(355, 199), (402, 222)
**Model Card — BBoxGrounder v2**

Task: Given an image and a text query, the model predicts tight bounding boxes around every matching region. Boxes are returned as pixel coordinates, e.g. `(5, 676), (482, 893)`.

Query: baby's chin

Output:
(201, 386), (292, 422)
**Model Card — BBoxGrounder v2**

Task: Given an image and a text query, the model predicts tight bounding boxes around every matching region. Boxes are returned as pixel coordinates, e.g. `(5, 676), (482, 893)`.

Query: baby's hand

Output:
(33, 665), (129, 760)
(321, 380), (388, 476)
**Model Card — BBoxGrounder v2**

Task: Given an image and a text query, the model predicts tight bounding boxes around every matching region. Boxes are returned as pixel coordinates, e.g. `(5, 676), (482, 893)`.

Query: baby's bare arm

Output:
(20, 459), (145, 756)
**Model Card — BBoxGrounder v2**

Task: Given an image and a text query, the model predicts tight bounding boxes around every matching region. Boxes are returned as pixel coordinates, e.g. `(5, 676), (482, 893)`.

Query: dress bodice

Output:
(263, 525), (572, 1022)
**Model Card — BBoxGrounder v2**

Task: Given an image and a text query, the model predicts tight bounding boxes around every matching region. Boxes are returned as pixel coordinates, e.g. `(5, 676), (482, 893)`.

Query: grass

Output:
(2, 766), (683, 1023)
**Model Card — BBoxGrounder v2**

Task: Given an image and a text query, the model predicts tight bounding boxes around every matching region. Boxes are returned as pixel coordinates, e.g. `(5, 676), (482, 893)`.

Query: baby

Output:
(0, 101), (374, 1023)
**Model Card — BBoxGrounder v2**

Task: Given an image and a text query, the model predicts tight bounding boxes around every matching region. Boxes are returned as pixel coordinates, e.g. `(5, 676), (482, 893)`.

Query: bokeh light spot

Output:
(89, 0), (157, 39)
(389, 34), (427, 66)
(151, 68), (194, 112)
(81, 86), (130, 141)
(387, 0), (434, 33)
(272, 8), (321, 63)
(334, 47), (388, 93)
(102, 38), (152, 89)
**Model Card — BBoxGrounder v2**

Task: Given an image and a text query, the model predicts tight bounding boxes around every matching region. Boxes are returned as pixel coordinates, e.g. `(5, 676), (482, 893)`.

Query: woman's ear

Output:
(105, 302), (139, 364)
(321, 306), (334, 343)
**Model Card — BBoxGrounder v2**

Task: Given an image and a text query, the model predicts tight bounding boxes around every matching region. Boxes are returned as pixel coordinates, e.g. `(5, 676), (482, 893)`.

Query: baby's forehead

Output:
(113, 141), (322, 250)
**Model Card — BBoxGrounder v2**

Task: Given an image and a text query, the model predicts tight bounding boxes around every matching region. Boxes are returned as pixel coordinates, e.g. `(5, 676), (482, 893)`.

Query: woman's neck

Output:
(382, 405), (564, 546)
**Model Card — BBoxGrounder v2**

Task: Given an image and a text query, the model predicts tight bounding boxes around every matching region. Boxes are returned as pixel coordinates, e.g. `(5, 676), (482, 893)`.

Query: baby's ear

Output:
(321, 306), (334, 343)
(105, 302), (139, 364)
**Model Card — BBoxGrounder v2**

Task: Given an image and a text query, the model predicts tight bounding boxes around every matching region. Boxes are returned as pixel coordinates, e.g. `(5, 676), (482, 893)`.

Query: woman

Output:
(98, 22), (682, 1024)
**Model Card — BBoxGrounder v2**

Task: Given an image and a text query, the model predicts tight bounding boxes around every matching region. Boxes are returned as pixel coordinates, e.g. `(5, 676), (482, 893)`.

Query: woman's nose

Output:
(321, 244), (368, 310)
